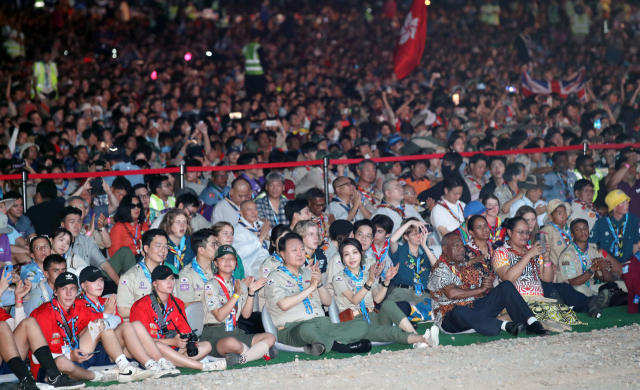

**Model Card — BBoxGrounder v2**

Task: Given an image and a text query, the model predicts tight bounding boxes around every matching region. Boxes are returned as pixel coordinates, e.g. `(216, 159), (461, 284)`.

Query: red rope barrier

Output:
(0, 142), (635, 181)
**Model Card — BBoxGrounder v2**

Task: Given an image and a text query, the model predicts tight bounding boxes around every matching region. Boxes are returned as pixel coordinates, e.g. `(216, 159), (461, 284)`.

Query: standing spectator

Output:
(605, 147), (640, 218)
(159, 208), (194, 272)
(32, 48), (58, 101)
(543, 152), (577, 203)
(148, 175), (175, 223)
(243, 30), (267, 97)
(26, 181), (64, 236)
(200, 171), (230, 207)
(255, 172), (289, 228)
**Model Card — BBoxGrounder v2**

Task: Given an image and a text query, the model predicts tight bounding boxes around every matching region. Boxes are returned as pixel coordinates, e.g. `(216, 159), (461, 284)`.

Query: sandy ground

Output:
(93, 324), (640, 390)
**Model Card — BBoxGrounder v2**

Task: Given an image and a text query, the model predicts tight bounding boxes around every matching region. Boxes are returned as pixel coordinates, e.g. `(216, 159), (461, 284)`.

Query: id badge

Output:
(415, 283), (423, 296)
(62, 344), (71, 359)
(634, 295), (640, 305)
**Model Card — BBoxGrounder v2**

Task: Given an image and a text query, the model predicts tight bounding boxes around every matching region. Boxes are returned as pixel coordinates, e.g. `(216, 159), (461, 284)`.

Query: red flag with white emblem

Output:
(393, 0), (427, 80)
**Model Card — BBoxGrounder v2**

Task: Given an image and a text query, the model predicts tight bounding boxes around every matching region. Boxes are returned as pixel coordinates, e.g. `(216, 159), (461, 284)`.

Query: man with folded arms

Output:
(265, 233), (371, 356)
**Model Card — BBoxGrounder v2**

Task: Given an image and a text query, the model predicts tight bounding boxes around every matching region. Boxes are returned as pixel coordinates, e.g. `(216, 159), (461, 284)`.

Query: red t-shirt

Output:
(129, 295), (192, 339)
(75, 296), (123, 323)
(30, 299), (103, 354)
(0, 308), (11, 322)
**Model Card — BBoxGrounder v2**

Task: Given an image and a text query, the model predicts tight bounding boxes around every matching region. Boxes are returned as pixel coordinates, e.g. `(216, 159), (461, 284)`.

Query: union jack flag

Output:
(521, 68), (586, 100)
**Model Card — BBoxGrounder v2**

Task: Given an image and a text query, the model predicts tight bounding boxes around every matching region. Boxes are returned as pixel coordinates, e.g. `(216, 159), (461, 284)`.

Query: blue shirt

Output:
(7, 215), (35, 240)
(389, 242), (431, 288)
(7, 225), (21, 245)
(543, 171), (577, 202)
(23, 281), (53, 316)
(199, 184), (230, 206)
(589, 212), (640, 263)
(20, 262), (45, 285)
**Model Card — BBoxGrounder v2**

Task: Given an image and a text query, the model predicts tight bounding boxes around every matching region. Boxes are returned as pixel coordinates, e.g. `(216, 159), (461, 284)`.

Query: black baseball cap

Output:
(79, 266), (103, 285)
(55, 272), (79, 288)
(151, 264), (179, 282)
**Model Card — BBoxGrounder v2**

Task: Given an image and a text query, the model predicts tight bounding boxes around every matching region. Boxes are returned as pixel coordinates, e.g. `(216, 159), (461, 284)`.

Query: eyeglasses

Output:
(137, 194), (150, 200)
(153, 244), (169, 251)
(34, 244), (51, 251)
(513, 229), (530, 236)
(355, 232), (373, 240)
(173, 220), (188, 226)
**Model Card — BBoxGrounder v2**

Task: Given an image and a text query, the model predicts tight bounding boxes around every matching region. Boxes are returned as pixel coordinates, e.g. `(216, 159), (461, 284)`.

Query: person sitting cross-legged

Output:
(200, 244), (277, 367)
(428, 233), (550, 337)
(333, 238), (439, 348)
(264, 233), (372, 356)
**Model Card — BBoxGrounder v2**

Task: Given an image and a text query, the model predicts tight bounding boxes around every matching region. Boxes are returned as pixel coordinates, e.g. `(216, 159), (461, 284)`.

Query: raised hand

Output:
(249, 277), (268, 294)
(104, 295), (117, 315)
(385, 263), (399, 282)
(233, 279), (242, 295)
(15, 280), (31, 300)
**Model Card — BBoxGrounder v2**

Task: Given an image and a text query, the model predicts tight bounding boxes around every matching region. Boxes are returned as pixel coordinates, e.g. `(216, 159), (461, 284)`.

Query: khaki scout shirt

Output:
(493, 183), (515, 220)
(557, 244), (602, 285)
(568, 201), (600, 231)
(333, 265), (380, 313)
(265, 266), (324, 328)
(202, 276), (248, 326)
(257, 255), (284, 309)
(117, 261), (154, 309)
(176, 261), (215, 304)
(325, 253), (375, 298)
(540, 224), (571, 268)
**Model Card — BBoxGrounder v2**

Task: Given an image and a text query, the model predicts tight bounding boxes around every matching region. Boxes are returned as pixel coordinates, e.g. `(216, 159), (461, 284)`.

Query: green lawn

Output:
(88, 306), (639, 386)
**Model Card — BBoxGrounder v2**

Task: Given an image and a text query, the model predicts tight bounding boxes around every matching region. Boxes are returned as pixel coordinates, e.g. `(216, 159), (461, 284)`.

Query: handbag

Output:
(338, 308), (355, 322)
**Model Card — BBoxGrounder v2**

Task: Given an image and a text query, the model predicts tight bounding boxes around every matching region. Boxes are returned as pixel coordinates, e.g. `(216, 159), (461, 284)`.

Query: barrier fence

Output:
(1, 141), (639, 212)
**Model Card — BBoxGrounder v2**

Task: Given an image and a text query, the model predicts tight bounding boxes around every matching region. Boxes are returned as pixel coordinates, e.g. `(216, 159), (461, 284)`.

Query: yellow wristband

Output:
(232, 294), (240, 299)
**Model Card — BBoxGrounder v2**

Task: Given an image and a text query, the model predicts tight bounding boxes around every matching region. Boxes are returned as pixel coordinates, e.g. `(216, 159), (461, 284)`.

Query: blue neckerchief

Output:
(83, 295), (104, 313)
(168, 236), (186, 269)
(278, 266), (313, 314)
(213, 274), (236, 331)
(571, 242), (591, 287)
(226, 196), (241, 219)
(606, 214), (628, 257)
(138, 260), (152, 284)
(548, 222), (571, 246)
(272, 253), (284, 264)
(51, 301), (78, 349)
(191, 259), (210, 284)
(343, 267), (371, 324)
(556, 172), (573, 201)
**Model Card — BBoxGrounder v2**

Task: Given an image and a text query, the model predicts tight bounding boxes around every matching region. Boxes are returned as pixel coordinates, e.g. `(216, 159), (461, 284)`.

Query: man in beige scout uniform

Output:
(568, 179), (602, 231)
(177, 229), (217, 307)
(265, 232), (371, 356)
(199, 245), (277, 367)
(540, 199), (572, 269)
(557, 219), (625, 297)
(117, 229), (170, 319)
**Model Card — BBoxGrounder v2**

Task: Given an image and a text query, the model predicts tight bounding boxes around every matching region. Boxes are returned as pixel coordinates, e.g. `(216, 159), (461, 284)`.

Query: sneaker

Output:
(266, 345), (278, 361)
(159, 360), (181, 377)
(19, 377), (40, 390)
(117, 364), (154, 383)
(425, 326), (439, 347)
(146, 361), (180, 379)
(202, 360), (227, 372)
(35, 383), (54, 390)
(225, 353), (246, 367)
(47, 374), (86, 389)
(412, 342), (429, 349)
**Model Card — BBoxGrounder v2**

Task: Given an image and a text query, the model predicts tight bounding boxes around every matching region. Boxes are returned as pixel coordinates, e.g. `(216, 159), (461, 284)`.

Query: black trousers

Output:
(442, 281), (534, 336)
(540, 281), (590, 312)
(245, 74), (267, 98)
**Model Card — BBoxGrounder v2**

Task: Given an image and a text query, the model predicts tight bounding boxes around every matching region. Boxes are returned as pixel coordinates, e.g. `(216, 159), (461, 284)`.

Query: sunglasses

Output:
(131, 203), (143, 209)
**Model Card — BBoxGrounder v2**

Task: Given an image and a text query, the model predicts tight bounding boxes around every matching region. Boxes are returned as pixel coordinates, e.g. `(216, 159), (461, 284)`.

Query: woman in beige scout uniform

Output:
(257, 225), (293, 308)
(199, 245), (277, 367)
(333, 238), (439, 348)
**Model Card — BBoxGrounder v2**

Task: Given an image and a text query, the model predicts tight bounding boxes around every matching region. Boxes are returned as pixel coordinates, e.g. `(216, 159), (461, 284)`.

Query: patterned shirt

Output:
(492, 243), (544, 297)
(255, 194), (289, 228)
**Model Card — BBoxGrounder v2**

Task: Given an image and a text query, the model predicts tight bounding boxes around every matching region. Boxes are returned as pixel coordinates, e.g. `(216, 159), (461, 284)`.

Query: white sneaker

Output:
(35, 382), (54, 390)
(145, 361), (180, 379)
(412, 342), (429, 349)
(202, 360), (227, 372)
(117, 364), (154, 383)
(425, 325), (440, 347)
(159, 360), (181, 377)
(94, 369), (119, 382)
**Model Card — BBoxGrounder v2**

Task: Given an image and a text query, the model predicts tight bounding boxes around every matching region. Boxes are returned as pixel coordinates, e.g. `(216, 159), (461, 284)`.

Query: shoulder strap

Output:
(169, 295), (194, 333)
(149, 292), (169, 330)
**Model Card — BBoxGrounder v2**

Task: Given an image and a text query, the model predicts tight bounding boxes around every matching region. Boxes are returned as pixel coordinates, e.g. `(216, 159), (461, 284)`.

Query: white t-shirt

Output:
(232, 218), (270, 278)
(431, 199), (466, 240)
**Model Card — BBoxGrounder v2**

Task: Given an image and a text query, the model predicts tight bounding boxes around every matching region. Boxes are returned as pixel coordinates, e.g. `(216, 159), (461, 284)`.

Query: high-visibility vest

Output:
(33, 61), (58, 95)
(574, 168), (603, 201)
(572, 14), (589, 35)
(3, 31), (24, 58)
(148, 194), (176, 223)
(243, 42), (264, 76)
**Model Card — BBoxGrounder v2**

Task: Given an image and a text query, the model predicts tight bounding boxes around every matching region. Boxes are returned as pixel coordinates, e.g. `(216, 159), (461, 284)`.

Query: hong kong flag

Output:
(393, 0), (427, 80)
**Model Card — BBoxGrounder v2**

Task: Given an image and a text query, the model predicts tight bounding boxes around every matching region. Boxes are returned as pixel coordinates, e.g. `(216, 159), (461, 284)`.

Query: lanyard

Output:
(138, 260), (152, 284)
(191, 260), (210, 284)
(407, 250), (424, 290)
(556, 172), (572, 201)
(488, 217), (502, 242)
(571, 242), (592, 287)
(226, 196), (241, 220)
(213, 274), (236, 330)
(277, 266), (313, 314)
(124, 222), (141, 254)
(269, 198), (281, 225)
(168, 236), (186, 269)
(458, 223), (470, 245)
(437, 199), (464, 224)
(82, 295), (104, 313)
(606, 214), (627, 257)
(51, 301), (78, 349)
(549, 222), (571, 247)
(343, 267), (371, 324)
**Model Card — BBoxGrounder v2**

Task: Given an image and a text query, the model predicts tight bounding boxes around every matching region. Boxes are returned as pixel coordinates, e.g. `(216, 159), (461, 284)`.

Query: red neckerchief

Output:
(311, 213), (328, 242)
(466, 175), (483, 190)
(377, 202), (406, 219)
(487, 216), (503, 243)
(575, 200), (601, 218)
(436, 199), (464, 224)
(358, 184), (377, 206)
(371, 239), (389, 265)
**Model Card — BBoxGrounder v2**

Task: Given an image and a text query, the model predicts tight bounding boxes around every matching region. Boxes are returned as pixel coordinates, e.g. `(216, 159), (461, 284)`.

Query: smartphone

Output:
(229, 112), (242, 119)
(341, 108), (352, 115)
(3, 264), (12, 279)
(90, 177), (106, 196)
(264, 120), (278, 127)
(452, 94), (460, 106)
(536, 233), (546, 254)
(505, 86), (517, 93)
(594, 118), (602, 129)
(79, 350), (100, 357)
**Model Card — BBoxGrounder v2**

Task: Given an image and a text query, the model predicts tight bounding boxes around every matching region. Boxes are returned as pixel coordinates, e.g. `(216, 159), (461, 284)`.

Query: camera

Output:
(162, 327), (177, 339)
(181, 332), (199, 357)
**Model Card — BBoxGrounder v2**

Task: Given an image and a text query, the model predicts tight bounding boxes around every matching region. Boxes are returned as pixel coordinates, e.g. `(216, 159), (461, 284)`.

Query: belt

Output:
(203, 323), (224, 328)
(395, 284), (416, 290)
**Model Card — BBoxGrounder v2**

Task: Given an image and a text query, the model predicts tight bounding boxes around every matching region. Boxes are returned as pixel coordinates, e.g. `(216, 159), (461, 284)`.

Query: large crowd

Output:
(1, 0), (640, 387)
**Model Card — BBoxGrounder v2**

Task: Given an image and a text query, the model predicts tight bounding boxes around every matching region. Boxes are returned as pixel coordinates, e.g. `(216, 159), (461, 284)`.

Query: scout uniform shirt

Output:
(464, 175), (486, 202)
(130, 295), (192, 339)
(176, 261), (215, 304)
(569, 200), (601, 231)
(540, 223), (572, 268)
(325, 252), (375, 297)
(556, 243), (602, 285)
(201, 276), (249, 326)
(589, 213), (640, 263)
(494, 183), (516, 220)
(265, 266), (324, 328)
(258, 254), (285, 309)
(117, 260), (157, 310)
(333, 264), (379, 314)
(358, 184), (383, 215)
(30, 298), (103, 354)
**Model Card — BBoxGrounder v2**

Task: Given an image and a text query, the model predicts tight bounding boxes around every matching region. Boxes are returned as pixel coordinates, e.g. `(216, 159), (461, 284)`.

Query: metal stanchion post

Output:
(583, 142), (589, 155)
(323, 157), (330, 205)
(21, 171), (27, 213)
(180, 164), (185, 189)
